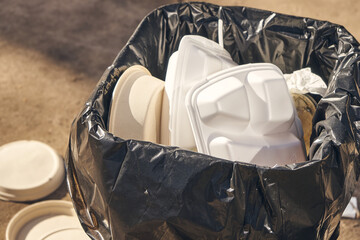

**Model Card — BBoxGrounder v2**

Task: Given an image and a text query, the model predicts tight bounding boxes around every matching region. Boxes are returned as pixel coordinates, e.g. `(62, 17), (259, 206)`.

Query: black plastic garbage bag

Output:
(65, 2), (360, 239)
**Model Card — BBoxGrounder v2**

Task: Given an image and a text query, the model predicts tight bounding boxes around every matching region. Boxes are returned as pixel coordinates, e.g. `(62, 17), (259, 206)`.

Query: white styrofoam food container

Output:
(186, 63), (307, 167)
(165, 35), (237, 150)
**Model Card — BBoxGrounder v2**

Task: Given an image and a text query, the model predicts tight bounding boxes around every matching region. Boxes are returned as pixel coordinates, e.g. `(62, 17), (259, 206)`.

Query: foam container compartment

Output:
(165, 35), (237, 150)
(186, 63), (307, 166)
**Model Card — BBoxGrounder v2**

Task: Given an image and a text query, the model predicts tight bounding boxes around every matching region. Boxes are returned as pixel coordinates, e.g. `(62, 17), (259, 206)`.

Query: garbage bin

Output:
(65, 3), (360, 239)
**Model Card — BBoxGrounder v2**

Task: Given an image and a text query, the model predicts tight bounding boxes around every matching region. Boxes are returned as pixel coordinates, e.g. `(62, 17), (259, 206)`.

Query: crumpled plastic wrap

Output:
(65, 3), (360, 239)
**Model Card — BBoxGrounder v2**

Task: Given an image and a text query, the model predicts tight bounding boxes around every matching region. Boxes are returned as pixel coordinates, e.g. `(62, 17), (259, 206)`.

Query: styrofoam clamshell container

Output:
(0, 140), (65, 202)
(165, 35), (237, 150)
(186, 63), (307, 167)
(6, 200), (90, 240)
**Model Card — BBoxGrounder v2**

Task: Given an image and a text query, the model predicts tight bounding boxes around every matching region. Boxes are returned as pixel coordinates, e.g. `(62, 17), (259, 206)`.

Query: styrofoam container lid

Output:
(0, 140), (65, 202)
(6, 200), (90, 240)
(165, 35), (237, 150)
(186, 63), (307, 166)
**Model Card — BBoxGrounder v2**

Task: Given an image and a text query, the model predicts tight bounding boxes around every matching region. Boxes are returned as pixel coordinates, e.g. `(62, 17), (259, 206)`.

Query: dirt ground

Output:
(0, 0), (359, 239)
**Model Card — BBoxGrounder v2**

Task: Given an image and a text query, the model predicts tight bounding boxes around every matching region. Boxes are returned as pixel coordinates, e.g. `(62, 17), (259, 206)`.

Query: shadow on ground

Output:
(0, 0), (178, 80)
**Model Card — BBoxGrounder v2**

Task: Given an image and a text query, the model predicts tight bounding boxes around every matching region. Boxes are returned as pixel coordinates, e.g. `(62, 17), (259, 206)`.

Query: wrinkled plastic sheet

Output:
(65, 3), (360, 239)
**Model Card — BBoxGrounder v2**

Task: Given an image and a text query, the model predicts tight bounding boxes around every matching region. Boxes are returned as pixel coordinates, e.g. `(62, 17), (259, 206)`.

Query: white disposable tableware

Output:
(6, 200), (90, 240)
(0, 140), (64, 202)
(186, 63), (307, 167)
(165, 35), (237, 150)
(108, 65), (168, 144)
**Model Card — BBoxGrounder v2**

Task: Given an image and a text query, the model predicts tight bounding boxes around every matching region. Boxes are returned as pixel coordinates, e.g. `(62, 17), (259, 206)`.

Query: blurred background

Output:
(0, 0), (359, 239)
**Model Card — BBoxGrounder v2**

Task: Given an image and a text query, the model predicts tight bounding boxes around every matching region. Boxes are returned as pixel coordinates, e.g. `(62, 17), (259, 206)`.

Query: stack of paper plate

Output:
(6, 200), (89, 240)
(0, 140), (64, 202)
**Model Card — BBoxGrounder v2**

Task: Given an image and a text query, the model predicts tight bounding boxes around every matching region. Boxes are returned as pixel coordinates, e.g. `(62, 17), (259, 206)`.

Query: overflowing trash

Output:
(109, 35), (308, 167)
(65, 3), (360, 239)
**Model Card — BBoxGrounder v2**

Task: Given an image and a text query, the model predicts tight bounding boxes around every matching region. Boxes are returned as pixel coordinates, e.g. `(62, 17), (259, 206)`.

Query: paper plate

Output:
(108, 65), (168, 144)
(6, 200), (89, 240)
(0, 140), (65, 202)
